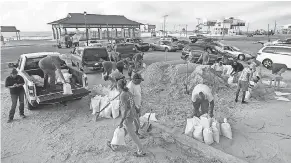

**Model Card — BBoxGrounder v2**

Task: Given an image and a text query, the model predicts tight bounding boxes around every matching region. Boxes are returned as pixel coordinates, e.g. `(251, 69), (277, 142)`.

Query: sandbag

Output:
(111, 127), (126, 146)
(212, 125), (220, 143)
(32, 75), (44, 86)
(203, 128), (214, 145)
(90, 97), (101, 114)
(63, 73), (72, 83)
(193, 125), (203, 142)
(184, 117), (200, 136)
(111, 100), (120, 119)
(212, 118), (221, 136)
(221, 118), (232, 139)
(99, 97), (112, 118)
(109, 89), (120, 100)
(200, 114), (212, 129)
(228, 76), (234, 84)
(245, 90), (251, 100)
(63, 83), (73, 95)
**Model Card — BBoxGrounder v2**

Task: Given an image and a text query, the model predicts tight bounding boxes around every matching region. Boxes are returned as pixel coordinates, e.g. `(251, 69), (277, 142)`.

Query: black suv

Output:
(125, 38), (150, 52)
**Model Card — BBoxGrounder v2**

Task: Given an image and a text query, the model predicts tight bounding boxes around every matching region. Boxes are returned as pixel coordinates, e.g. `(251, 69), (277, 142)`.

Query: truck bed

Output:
(35, 83), (82, 96)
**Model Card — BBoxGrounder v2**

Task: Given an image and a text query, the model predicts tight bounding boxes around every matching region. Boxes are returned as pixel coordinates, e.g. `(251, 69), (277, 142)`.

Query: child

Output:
(235, 63), (252, 104)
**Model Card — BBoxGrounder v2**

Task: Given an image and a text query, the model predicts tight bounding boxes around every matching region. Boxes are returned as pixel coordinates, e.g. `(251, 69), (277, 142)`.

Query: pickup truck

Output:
(8, 52), (91, 110)
(125, 38), (150, 52)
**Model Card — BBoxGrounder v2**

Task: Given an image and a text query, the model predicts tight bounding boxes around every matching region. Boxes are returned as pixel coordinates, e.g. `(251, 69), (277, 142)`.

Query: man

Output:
(230, 60), (244, 83)
(211, 60), (224, 76)
(191, 84), (214, 118)
(104, 68), (125, 90)
(38, 55), (66, 91)
(132, 53), (144, 69)
(235, 64), (252, 104)
(5, 68), (26, 123)
(102, 61), (117, 78)
(124, 57), (135, 80)
(116, 59), (125, 74)
(127, 73), (144, 139)
(197, 48), (210, 65)
(270, 63), (287, 89)
(72, 34), (79, 47)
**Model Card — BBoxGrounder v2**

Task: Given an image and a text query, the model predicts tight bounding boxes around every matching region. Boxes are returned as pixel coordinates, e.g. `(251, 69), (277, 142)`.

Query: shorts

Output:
(238, 80), (249, 91)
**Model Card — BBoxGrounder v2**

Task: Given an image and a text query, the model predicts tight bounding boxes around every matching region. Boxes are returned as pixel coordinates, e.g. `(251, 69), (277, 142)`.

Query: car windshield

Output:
(83, 48), (108, 61)
(133, 39), (142, 43)
(231, 46), (240, 51)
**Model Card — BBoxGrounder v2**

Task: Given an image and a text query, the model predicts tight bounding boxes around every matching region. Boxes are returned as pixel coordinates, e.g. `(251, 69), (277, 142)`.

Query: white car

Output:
(256, 45), (291, 69)
(216, 42), (254, 60)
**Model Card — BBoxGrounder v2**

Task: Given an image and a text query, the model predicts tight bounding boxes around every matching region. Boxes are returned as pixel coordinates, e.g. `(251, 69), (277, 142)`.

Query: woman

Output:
(107, 79), (146, 157)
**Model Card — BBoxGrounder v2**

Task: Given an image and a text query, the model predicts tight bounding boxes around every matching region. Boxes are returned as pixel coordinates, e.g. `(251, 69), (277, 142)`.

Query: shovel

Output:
(95, 93), (121, 122)
(140, 109), (153, 132)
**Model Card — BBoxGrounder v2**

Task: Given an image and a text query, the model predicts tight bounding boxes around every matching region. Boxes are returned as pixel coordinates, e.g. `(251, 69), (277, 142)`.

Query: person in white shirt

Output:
(127, 73), (144, 139)
(211, 60), (224, 76)
(235, 64), (253, 104)
(191, 84), (214, 118)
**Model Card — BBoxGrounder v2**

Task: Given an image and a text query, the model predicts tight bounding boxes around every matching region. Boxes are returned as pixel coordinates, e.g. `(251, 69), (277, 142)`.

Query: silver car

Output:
(150, 40), (178, 52)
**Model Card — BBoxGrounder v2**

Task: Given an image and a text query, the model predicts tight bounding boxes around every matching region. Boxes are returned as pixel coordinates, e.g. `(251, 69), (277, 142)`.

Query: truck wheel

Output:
(26, 98), (37, 110)
(262, 59), (273, 69)
(238, 54), (245, 61)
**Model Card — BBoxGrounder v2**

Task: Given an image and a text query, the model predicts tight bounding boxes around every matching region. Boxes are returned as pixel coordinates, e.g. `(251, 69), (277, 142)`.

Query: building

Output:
(0, 26), (21, 40)
(47, 13), (143, 40)
(279, 24), (291, 34)
(141, 24), (156, 32)
(200, 17), (246, 35)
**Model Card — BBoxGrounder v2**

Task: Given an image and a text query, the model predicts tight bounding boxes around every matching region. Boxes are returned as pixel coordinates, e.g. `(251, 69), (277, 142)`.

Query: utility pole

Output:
(163, 15), (169, 37)
(274, 20), (277, 35)
(267, 24), (270, 42)
(185, 25), (188, 37)
(222, 19), (225, 40)
(247, 23), (249, 34)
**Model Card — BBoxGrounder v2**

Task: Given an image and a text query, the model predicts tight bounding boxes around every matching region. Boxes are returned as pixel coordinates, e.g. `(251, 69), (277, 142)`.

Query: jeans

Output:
(9, 91), (25, 120)
(42, 69), (56, 90)
(124, 118), (143, 151)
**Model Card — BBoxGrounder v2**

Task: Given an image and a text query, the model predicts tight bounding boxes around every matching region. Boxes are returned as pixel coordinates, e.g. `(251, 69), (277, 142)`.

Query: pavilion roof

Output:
(1, 26), (20, 32)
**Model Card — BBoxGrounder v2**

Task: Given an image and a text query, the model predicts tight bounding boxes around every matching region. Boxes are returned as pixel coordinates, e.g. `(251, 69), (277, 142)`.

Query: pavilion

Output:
(47, 13), (143, 40)
(1, 26), (21, 40)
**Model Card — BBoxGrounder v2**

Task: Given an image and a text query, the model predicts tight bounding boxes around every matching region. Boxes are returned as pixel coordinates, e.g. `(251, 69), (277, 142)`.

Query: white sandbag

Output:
(221, 118), (232, 139)
(111, 100), (120, 119)
(63, 83), (73, 95)
(91, 97), (101, 114)
(193, 125), (204, 142)
(212, 125), (220, 143)
(212, 118), (221, 136)
(99, 97), (112, 118)
(111, 127), (126, 146)
(109, 88), (120, 100)
(143, 63), (147, 68)
(245, 91), (251, 100)
(63, 72), (72, 83)
(200, 114), (212, 129)
(141, 113), (158, 122)
(203, 128), (214, 145)
(185, 118), (196, 136)
(32, 75), (44, 86)
(228, 76), (234, 84)
(61, 69), (69, 73)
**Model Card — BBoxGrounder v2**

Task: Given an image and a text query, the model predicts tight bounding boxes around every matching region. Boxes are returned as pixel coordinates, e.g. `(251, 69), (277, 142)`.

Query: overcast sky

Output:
(1, 1), (291, 32)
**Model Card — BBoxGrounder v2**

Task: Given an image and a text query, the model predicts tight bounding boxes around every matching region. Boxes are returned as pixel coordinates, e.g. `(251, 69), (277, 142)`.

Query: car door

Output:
(274, 47), (291, 68)
(153, 41), (160, 50)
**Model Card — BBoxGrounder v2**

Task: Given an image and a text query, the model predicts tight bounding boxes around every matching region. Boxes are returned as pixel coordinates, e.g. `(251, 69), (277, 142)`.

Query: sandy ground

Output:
(1, 37), (291, 163)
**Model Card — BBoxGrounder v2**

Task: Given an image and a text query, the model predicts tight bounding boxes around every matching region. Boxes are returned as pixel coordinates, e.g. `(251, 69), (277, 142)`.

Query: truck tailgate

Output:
(36, 88), (91, 104)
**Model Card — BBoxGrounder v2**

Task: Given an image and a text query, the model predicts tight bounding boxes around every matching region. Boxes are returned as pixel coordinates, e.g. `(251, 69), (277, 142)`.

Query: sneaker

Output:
(235, 99), (238, 103)
(7, 119), (13, 123)
(241, 101), (248, 104)
(20, 115), (26, 119)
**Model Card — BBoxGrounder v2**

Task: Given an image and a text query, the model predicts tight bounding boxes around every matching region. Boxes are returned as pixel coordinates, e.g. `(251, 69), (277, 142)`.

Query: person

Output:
(248, 58), (261, 79)
(116, 60), (125, 74)
(132, 53), (144, 69)
(127, 73), (144, 139)
(230, 60), (244, 83)
(5, 68), (26, 123)
(72, 34), (79, 47)
(211, 60), (224, 76)
(104, 68), (125, 90)
(102, 61), (117, 78)
(235, 64), (253, 104)
(197, 48), (210, 65)
(191, 84), (214, 118)
(38, 55), (66, 91)
(124, 57), (135, 80)
(270, 63), (287, 89)
(107, 79), (146, 157)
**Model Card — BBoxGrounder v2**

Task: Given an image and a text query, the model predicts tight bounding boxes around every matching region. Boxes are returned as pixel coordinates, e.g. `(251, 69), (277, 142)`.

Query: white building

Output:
(279, 24), (291, 34)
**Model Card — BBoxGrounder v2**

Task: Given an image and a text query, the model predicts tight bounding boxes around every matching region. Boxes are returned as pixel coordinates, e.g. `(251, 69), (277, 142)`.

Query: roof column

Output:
(128, 28), (131, 38)
(116, 28), (118, 38)
(133, 28), (135, 38)
(52, 26), (56, 40)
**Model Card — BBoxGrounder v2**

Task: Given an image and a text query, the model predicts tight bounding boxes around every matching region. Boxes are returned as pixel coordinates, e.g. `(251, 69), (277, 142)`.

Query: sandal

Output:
(107, 140), (116, 152)
(133, 151), (146, 157)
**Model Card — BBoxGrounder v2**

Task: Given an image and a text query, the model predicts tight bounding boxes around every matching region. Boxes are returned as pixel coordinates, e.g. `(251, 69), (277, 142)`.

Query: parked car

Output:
(125, 38), (150, 52)
(174, 40), (190, 50)
(215, 42), (255, 61)
(70, 46), (110, 73)
(256, 45), (291, 69)
(265, 38), (291, 46)
(150, 40), (178, 52)
(247, 33), (254, 37)
(8, 52), (90, 109)
(181, 44), (228, 65)
(115, 43), (139, 61)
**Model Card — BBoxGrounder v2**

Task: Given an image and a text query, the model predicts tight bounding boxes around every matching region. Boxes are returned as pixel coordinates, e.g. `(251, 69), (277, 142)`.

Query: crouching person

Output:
(191, 84), (214, 118)
(107, 79), (146, 157)
(270, 63), (287, 90)
(5, 68), (26, 123)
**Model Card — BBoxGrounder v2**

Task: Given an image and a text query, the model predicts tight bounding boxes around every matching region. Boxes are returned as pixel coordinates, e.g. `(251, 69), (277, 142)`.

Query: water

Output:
(1, 31), (53, 41)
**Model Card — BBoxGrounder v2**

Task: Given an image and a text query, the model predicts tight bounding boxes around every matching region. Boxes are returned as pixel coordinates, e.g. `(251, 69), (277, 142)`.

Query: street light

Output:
(163, 15), (168, 37)
(84, 11), (88, 46)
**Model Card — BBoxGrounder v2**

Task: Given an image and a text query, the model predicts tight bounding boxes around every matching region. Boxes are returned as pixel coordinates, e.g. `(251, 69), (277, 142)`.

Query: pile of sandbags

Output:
(31, 75), (44, 87)
(90, 88), (121, 119)
(56, 69), (72, 83)
(184, 114), (233, 145)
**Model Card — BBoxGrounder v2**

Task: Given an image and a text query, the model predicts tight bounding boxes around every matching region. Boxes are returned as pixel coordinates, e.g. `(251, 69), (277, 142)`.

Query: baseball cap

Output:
(133, 73), (144, 81)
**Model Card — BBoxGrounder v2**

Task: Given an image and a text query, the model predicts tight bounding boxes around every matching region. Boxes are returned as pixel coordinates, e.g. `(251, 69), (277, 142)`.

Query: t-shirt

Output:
(127, 81), (142, 108)
(120, 91), (137, 119)
(116, 60), (124, 69)
(102, 61), (117, 75)
(133, 53), (143, 62)
(199, 52), (209, 64)
(110, 69), (124, 80)
(5, 75), (25, 94)
(239, 67), (252, 81)
(211, 63), (224, 72)
(191, 84), (214, 102)
(272, 63), (287, 74)
(39, 56), (63, 71)
(231, 62), (244, 73)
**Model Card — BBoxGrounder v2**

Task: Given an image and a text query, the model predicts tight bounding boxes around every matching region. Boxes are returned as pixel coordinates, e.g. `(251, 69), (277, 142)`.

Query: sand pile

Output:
(251, 82), (275, 101)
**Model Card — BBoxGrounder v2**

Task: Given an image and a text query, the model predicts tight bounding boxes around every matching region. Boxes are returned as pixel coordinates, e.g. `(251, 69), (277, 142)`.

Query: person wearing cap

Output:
(270, 63), (287, 89)
(127, 73), (144, 138)
(191, 84), (214, 118)
(235, 63), (253, 104)
(107, 79), (146, 157)
(38, 55), (66, 91)
(5, 68), (26, 123)
(132, 53), (144, 70)
(197, 48), (210, 65)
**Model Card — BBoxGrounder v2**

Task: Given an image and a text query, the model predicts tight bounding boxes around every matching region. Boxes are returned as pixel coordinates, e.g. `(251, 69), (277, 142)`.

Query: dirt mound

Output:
(251, 83), (275, 101)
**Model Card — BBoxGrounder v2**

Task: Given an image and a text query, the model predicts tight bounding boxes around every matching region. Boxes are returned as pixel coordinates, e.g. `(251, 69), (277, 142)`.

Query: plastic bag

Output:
(63, 83), (73, 95)
(90, 98), (101, 114)
(185, 118), (199, 136)
(111, 100), (120, 119)
(193, 125), (204, 142)
(228, 76), (234, 84)
(203, 128), (214, 145)
(212, 119), (221, 136)
(63, 73), (72, 83)
(221, 118), (232, 139)
(245, 91), (251, 100)
(212, 125), (220, 143)
(200, 114), (212, 129)
(111, 127), (126, 146)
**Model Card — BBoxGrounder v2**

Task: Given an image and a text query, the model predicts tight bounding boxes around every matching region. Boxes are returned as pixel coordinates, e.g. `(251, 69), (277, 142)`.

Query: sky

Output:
(1, 1), (291, 32)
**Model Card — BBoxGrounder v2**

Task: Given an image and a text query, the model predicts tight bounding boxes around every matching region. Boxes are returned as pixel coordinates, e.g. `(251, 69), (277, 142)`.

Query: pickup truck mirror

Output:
(8, 63), (18, 68)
